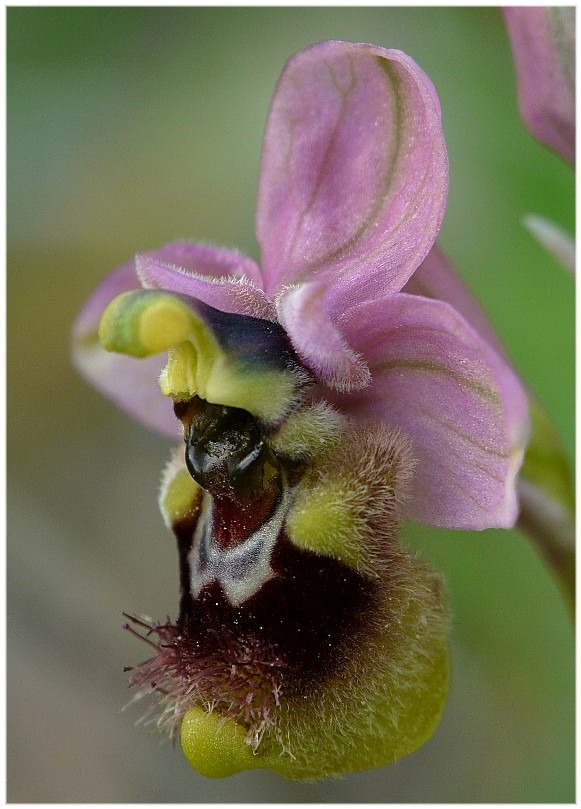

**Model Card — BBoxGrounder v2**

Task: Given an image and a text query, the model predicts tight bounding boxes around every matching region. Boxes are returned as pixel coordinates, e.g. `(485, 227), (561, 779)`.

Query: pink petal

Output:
(72, 261), (180, 438)
(256, 40), (448, 306)
(136, 242), (274, 320)
(403, 244), (509, 361)
(504, 7), (575, 165)
(337, 293), (529, 530)
(276, 283), (371, 391)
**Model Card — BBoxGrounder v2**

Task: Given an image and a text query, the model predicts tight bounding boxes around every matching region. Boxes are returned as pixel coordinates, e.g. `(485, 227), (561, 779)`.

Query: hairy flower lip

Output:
(122, 414), (449, 781)
(122, 518), (450, 779)
(120, 524), (380, 743)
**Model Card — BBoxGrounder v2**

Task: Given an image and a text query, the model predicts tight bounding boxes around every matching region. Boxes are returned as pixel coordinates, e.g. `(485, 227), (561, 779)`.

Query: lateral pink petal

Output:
(136, 242), (274, 320)
(504, 7), (575, 164)
(403, 244), (508, 360)
(337, 293), (529, 530)
(256, 40), (448, 302)
(72, 262), (179, 438)
(276, 283), (371, 391)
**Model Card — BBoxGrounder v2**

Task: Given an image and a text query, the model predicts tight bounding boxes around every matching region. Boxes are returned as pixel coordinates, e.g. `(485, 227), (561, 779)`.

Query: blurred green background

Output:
(8, 7), (574, 802)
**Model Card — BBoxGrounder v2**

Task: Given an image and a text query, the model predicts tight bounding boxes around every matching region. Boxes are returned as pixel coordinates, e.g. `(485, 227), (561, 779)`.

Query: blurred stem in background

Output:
(518, 398), (575, 620)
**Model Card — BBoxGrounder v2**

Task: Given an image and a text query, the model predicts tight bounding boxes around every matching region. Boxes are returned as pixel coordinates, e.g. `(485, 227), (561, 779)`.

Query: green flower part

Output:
(100, 289), (308, 424)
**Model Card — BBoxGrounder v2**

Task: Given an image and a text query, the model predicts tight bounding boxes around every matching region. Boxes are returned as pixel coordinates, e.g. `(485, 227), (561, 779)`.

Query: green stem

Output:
(517, 478), (575, 621)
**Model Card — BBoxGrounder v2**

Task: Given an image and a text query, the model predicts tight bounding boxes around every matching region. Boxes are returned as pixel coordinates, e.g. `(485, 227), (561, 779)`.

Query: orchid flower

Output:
(73, 41), (529, 780)
(504, 6), (575, 165)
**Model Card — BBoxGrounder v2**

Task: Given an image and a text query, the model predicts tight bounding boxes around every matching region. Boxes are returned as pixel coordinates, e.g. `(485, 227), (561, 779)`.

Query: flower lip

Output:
(138, 411), (449, 780)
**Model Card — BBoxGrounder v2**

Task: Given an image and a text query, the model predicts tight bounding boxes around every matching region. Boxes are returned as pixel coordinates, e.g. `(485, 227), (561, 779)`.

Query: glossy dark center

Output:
(174, 396), (280, 500)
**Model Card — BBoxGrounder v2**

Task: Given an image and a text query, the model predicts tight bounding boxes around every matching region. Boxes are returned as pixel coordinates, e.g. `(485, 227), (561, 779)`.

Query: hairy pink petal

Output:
(504, 7), (575, 164)
(276, 283), (371, 391)
(337, 293), (528, 530)
(136, 242), (274, 320)
(72, 261), (180, 438)
(256, 41), (448, 305)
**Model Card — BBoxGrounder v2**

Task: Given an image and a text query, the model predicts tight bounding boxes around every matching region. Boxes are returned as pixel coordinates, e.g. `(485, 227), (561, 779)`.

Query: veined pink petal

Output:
(136, 242), (274, 320)
(403, 246), (529, 527)
(504, 7), (575, 165)
(403, 244), (509, 361)
(256, 40), (448, 304)
(276, 283), (371, 391)
(72, 262), (179, 437)
(337, 293), (529, 530)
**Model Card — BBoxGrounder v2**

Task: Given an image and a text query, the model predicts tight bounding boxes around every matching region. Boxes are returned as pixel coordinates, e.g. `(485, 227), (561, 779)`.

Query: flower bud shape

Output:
(504, 7), (575, 164)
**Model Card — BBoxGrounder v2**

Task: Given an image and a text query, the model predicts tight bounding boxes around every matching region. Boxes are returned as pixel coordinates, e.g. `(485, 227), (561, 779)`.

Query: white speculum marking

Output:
(190, 485), (291, 607)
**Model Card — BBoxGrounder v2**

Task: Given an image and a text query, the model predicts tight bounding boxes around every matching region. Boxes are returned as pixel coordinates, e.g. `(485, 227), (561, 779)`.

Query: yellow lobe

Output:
(159, 455), (201, 529)
(269, 403), (345, 460)
(180, 708), (261, 778)
(286, 481), (369, 573)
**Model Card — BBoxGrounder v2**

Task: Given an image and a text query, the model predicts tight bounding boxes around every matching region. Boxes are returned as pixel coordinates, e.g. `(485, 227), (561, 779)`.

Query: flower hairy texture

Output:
(128, 388), (448, 780)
